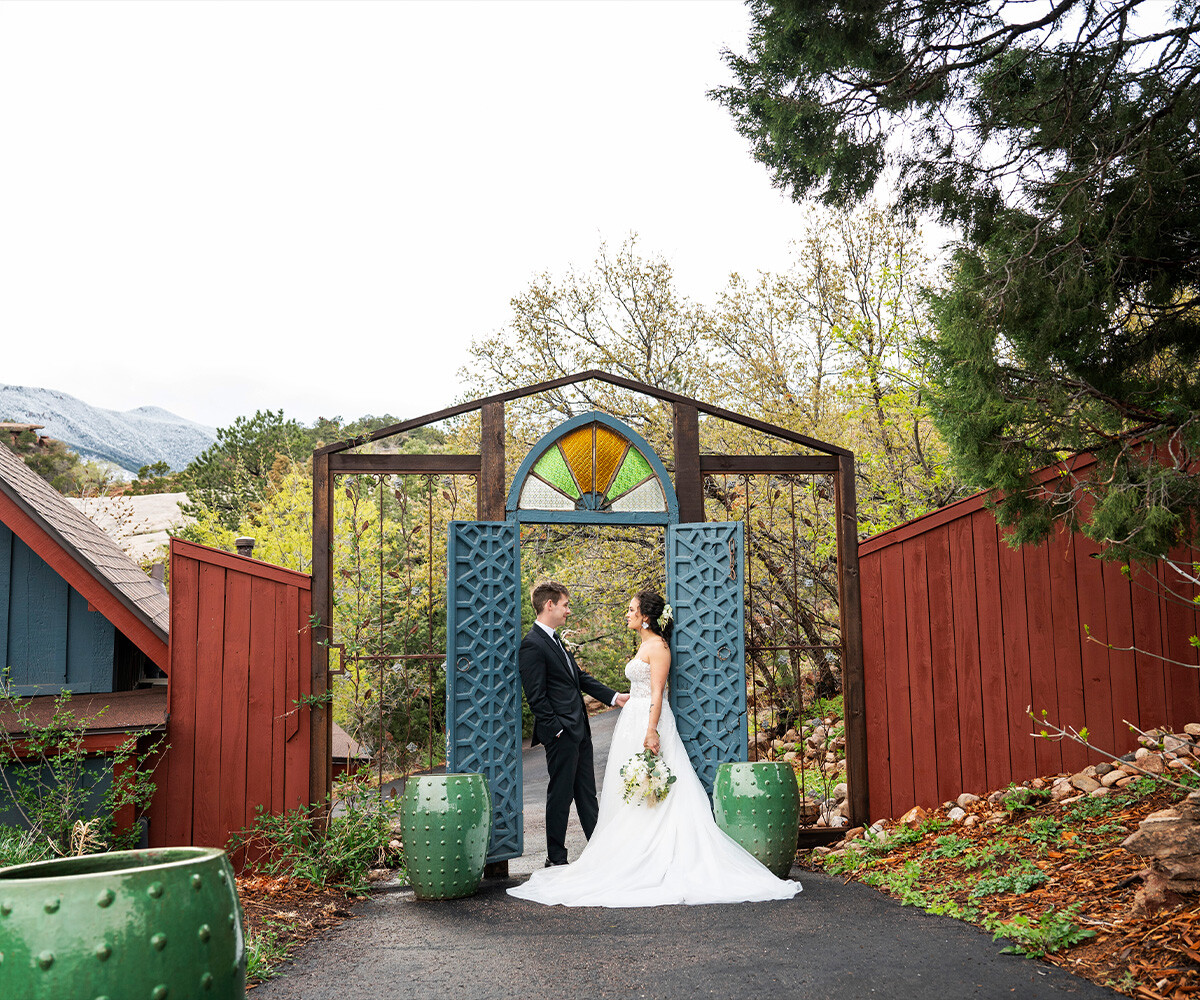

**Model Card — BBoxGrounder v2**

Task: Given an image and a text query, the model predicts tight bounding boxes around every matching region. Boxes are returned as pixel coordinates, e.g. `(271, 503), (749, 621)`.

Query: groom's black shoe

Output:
(545, 859), (567, 867)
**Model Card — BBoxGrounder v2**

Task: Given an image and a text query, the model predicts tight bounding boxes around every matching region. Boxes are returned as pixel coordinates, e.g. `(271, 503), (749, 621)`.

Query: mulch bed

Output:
(237, 874), (360, 988)
(800, 782), (1200, 998)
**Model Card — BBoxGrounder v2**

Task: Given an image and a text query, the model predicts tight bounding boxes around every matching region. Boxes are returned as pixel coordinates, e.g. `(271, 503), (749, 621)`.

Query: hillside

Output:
(0, 384), (216, 475)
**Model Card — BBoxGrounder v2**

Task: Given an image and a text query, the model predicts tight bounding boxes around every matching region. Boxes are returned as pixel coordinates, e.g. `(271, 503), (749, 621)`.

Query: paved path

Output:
(258, 710), (1117, 1000)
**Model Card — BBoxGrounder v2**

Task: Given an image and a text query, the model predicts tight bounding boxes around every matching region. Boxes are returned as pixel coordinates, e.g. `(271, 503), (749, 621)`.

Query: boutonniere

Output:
(559, 628), (582, 653)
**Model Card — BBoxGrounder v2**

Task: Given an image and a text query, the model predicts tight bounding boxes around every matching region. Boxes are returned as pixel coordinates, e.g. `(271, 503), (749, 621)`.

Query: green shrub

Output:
(229, 777), (402, 893)
(970, 863), (1049, 898)
(985, 904), (1097, 958)
(0, 824), (51, 868)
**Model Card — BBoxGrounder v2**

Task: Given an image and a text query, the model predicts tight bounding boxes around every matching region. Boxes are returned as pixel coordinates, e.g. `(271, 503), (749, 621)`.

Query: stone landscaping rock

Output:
(1089, 787), (1110, 798)
(1124, 792), (1200, 914)
(783, 751), (798, 762)
(833, 782), (848, 802)
(1185, 723), (1200, 738)
(1117, 775), (1137, 787)
(1095, 762), (1114, 776)
(947, 806), (966, 822)
(956, 792), (981, 808)
(898, 805), (927, 826)
(843, 826), (864, 841)
(963, 815), (979, 827)
(1051, 780), (1075, 801)
(1163, 734), (1188, 754)
(1141, 754), (1166, 775)
(1069, 773), (1101, 793)
(1101, 769), (1125, 787)
(1136, 747), (1152, 760)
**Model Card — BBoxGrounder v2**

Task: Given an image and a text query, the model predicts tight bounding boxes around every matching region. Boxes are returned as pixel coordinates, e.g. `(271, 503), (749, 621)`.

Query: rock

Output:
(1089, 787), (1110, 798)
(948, 806), (966, 823)
(1185, 723), (1200, 738)
(1155, 854), (1200, 880)
(1163, 734), (1188, 754)
(1117, 776), (1138, 787)
(956, 792), (981, 809)
(1101, 769), (1125, 787)
(1136, 747), (1152, 760)
(824, 752), (837, 763)
(1060, 794), (1084, 805)
(1169, 758), (1191, 770)
(898, 805), (927, 826)
(784, 728), (799, 742)
(1141, 754), (1166, 775)
(1082, 765), (1099, 778)
(1069, 773), (1101, 793)
(798, 797), (821, 824)
(823, 762), (840, 776)
(1123, 808), (1200, 858)
(833, 782), (848, 802)
(771, 739), (786, 750)
(1119, 762), (1141, 774)
(1095, 762), (1114, 776)
(812, 845), (833, 856)
(963, 815), (980, 827)
(1031, 777), (1046, 789)
(987, 790), (1006, 805)
(1051, 780), (1075, 801)
(1131, 871), (1185, 916)
(1178, 792), (1200, 822)
(783, 751), (798, 762)
(843, 826), (865, 842)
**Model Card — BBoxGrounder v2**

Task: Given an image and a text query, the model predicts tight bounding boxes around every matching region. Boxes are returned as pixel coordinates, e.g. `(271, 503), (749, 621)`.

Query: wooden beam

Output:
(673, 403), (704, 523)
(699, 455), (839, 475)
(310, 450), (333, 820)
(478, 402), (505, 520)
(329, 454), (481, 475)
(835, 452), (870, 827)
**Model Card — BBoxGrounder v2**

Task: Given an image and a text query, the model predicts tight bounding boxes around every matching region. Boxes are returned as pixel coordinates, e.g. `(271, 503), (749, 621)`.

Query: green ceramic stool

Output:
(0, 846), (245, 999)
(713, 761), (802, 878)
(400, 773), (491, 900)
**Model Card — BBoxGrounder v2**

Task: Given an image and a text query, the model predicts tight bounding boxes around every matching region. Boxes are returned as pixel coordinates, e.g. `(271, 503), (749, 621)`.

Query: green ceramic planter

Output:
(0, 846), (245, 999)
(400, 773), (491, 900)
(712, 761), (802, 878)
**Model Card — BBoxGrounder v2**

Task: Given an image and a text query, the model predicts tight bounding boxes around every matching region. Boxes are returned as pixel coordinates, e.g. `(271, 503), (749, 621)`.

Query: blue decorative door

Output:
(666, 522), (747, 794)
(446, 521), (522, 862)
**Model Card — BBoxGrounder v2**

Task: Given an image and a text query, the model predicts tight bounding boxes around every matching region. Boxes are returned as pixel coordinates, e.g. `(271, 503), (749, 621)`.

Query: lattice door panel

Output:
(667, 521), (747, 794)
(446, 521), (522, 862)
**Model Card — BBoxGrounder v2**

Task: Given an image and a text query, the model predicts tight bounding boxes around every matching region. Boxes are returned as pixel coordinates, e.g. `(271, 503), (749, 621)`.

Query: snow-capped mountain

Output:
(0, 384), (217, 474)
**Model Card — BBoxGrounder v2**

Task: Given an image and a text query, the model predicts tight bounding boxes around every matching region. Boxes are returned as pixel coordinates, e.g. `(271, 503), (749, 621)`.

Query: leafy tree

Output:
(715, 1), (1200, 562)
(2, 426), (113, 496)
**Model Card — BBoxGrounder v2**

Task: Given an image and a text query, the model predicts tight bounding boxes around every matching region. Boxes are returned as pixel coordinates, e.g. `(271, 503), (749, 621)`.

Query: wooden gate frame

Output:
(310, 370), (866, 825)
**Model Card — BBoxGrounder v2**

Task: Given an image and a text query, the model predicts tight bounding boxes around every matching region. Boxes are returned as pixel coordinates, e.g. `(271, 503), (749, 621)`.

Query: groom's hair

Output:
(531, 581), (569, 613)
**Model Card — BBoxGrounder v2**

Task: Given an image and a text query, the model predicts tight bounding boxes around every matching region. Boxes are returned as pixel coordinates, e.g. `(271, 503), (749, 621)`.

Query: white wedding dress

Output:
(507, 657), (802, 907)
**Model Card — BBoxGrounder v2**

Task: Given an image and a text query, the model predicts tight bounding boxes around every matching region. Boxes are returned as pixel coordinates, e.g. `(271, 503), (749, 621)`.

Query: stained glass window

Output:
(516, 419), (668, 513)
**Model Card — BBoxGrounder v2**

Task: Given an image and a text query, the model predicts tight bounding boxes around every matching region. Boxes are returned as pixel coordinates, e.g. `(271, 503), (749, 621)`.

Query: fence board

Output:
(1162, 548), (1200, 728)
(925, 532), (961, 803)
(1046, 526), (1089, 773)
(972, 512), (1011, 790)
(246, 576), (276, 847)
(902, 538), (938, 807)
(997, 528), (1037, 781)
(1129, 561), (1167, 732)
(860, 550), (890, 821)
(163, 552), (199, 845)
(284, 584), (308, 810)
(1074, 533), (1114, 763)
(879, 542), (913, 814)
(1024, 540), (1062, 776)
(948, 518), (986, 796)
(1102, 557), (1140, 756)
(192, 561), (227, 847)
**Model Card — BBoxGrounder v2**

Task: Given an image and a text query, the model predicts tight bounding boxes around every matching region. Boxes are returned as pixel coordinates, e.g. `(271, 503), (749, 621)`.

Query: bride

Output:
(508, 590), (802, 907)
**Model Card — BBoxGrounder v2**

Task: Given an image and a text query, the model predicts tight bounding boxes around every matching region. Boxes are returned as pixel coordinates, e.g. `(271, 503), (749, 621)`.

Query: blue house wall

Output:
(0, 522), (115, 695)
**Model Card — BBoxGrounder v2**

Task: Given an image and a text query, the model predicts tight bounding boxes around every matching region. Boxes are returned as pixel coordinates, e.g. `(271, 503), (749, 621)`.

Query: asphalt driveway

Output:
(258, 710), (1117, 1000)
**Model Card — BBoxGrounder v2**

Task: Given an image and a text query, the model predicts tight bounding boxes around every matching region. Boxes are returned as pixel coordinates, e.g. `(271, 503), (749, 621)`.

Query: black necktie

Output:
(553, 632), (575, 674)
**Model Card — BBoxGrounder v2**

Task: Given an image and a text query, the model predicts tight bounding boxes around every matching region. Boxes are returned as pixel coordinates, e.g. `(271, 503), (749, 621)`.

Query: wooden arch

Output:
(311, 370), (866, 828)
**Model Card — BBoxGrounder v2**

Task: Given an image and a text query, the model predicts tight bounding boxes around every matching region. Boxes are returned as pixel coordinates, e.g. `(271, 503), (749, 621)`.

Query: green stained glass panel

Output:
(608, 448), (653, 500)
(534, 446), (580, 498)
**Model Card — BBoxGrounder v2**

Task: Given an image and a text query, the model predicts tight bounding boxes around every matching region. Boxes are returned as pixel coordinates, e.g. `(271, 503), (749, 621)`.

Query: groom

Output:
(519, 581), (630, 866)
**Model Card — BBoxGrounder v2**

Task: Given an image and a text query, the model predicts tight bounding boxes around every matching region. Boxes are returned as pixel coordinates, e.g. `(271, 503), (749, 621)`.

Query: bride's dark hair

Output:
(636, 590), (673, 643)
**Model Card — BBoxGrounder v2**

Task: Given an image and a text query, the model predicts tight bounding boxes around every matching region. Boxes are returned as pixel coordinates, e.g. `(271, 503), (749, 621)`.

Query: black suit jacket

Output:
(519, 626), (619, 748)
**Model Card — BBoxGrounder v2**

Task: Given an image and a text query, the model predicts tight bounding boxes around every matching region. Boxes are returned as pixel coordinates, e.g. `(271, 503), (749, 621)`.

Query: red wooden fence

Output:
(146, 539), (312, 849)
(861, 470), (1200, 821)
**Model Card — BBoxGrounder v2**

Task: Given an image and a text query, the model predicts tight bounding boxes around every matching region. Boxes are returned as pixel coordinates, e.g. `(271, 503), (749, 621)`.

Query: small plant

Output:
(229, 775), (401, 893)
(958, 842), (1015, 871)
(245, 919), (289, 984)
(1022, 816), (1063, 848)
(818, 845), (870, 876)
(1002, 784), (1051, 813)
(985, 904), (1096, 958)
(0, 681), (161, 855)
(929, 834), (972, 859)
(0, 824), (51, 867)
(970, 863), (1049, 898)
(924, 891), (981, 921)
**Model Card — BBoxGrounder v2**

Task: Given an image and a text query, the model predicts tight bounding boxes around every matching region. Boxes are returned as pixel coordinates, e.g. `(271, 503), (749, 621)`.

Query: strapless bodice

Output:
(625, 657), (653, 700)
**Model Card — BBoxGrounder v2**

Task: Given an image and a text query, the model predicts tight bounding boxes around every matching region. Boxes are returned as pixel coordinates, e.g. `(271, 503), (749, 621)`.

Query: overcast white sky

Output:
(3, 1), (834, 430)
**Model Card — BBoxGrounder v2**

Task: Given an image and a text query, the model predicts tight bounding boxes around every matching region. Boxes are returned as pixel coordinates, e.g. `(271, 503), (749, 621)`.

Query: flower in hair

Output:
(657, 604), (673, 630)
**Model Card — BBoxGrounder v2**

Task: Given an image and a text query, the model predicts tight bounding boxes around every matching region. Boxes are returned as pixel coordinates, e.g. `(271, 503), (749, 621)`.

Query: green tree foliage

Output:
(2, 427), (114, 496)
(715, 1), (1200, 561)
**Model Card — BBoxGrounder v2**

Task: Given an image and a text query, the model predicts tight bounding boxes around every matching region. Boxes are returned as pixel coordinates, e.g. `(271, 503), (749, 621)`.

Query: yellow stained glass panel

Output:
(559, 425), (595, 493)
(594, 426), (627, 495)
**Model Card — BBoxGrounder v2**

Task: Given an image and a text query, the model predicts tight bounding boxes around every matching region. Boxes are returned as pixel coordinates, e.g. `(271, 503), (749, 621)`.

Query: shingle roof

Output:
(0, 444), (169, 645)
(0, 687), (168, 737)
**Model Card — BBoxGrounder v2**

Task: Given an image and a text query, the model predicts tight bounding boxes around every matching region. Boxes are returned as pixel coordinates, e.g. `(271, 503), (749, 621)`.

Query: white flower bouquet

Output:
(620, 749), (677, 806)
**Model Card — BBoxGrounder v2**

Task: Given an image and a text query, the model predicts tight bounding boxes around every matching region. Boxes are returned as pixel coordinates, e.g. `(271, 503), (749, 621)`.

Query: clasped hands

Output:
(643, 729), (660, 754)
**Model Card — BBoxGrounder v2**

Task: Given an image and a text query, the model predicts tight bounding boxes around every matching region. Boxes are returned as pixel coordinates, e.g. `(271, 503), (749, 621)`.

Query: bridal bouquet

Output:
(620, 749), (677, 806)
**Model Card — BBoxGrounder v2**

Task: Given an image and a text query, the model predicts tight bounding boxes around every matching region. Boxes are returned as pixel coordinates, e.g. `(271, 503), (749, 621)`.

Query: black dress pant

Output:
(542, 731), (599, 865)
